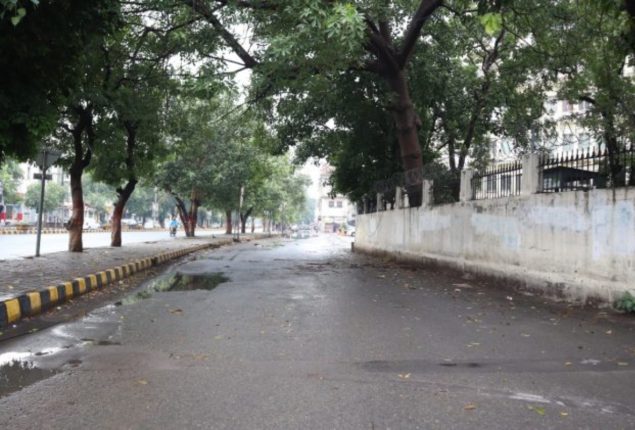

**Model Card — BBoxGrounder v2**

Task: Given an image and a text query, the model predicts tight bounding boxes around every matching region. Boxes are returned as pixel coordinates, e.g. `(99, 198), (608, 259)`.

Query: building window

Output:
(336, 201), (343, 208)
(328, 200), (334, 208)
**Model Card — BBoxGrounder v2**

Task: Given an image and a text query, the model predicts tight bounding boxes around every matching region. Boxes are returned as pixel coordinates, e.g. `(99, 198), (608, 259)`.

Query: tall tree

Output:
(0, 0), (119, 164)
(180, 0), (449, 206)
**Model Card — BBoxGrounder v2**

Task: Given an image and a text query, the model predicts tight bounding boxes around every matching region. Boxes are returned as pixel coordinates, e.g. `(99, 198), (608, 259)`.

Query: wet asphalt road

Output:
(0, 234), (634, 429)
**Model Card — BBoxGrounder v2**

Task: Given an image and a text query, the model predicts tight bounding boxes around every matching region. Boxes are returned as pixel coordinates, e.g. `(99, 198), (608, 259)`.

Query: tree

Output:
(529, 0), (635, 183)
(0, 0), (120, 163)
(156, 94), (232, 237)
(179, 0), (450, 206)
(0, 159), (23, 205)
(25, 182), (67, 214)
(83, 174), (116, 223)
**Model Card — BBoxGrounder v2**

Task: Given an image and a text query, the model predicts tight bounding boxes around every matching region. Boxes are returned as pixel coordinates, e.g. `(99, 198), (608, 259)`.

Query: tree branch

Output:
(182, 0), (259, 68)
(397, 0), (443, 69)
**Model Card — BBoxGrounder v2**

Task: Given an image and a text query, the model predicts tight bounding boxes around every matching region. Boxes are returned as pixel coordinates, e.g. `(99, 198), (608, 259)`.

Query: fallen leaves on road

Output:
(528, 405), (546, 416)
(169, 308), (183, 315)
(560, 411), (569, 417)
(137, 379), (148, 385)
(617, 362), (629, 366)
(464, 403), (477, 411)
(398, 373), (411, 379)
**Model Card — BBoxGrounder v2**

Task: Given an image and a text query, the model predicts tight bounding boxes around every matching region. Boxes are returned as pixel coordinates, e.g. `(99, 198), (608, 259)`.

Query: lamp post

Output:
(34, 148), (61, 257)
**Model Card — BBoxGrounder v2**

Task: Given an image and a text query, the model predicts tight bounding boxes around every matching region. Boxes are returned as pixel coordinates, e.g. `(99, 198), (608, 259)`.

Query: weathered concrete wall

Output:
(356, 188), (635, 304)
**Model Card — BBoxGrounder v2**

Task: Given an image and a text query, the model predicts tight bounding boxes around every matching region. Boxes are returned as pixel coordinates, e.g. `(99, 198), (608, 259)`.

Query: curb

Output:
(0, 228), (69, 235)
(0, 239), (234, 329)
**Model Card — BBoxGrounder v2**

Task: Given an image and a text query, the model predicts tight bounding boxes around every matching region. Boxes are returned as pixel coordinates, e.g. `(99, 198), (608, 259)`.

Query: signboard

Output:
(34, 149), (61, 171)
(33, 173), (53, 180)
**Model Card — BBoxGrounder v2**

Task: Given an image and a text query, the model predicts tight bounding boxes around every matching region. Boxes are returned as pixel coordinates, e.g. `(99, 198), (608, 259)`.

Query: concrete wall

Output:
(356, 187), (635, 304)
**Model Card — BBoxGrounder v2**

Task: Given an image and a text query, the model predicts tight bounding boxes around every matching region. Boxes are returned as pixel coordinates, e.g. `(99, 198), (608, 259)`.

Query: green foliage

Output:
(615, 291), (635, 313)
(83, 174), (116, 218)
(0, 158), (23, 203)
(24, 181), (66, 213)
(0, 0), (120, 163)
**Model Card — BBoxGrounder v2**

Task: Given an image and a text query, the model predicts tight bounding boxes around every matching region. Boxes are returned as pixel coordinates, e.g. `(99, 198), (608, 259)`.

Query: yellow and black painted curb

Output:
(0, 242), (227, 329)
(0, 228), (71, 235)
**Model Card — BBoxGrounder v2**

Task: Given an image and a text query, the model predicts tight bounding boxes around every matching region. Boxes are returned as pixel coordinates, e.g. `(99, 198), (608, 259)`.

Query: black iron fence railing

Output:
(539, 145), (635, 193)
(471, 161), (522, 200)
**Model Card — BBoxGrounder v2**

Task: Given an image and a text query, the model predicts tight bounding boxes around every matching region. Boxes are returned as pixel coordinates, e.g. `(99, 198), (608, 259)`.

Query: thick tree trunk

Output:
(66, 107), (93, 252)
(68, 165), (84, 252)
(240, 207), (253, 234)
(225, 209), (232, 234)
(173, 194), (192, 236)
(111, 179), (137, 247)
(188, 197), (200, 237)
(386, 70), (423, 206)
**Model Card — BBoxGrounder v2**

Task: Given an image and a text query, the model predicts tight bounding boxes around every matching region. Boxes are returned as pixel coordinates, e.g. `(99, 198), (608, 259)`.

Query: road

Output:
(0, 229), (219, 260)
(0, 235), (634, 429)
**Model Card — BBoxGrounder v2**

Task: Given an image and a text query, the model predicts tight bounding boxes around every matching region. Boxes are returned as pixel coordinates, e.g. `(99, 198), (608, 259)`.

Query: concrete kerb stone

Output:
(0, 240), (233, 329)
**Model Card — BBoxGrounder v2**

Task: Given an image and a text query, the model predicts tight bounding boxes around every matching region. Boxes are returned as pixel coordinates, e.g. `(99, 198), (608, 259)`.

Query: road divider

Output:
(0, 239), (237, 328)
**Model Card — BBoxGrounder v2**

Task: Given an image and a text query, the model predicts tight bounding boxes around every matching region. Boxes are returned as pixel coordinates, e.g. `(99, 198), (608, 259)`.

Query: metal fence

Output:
(471, 161), (522, 200)
(539, 145), (635, 193)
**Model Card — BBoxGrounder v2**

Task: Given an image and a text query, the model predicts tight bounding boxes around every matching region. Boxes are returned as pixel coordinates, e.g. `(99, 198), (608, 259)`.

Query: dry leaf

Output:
(528, 405), (545, 416)
(617, 362), (629, 366)
(169, 308), (183, 315)
(137, 379), (148, 385)
(398, 373), (411, 379)
(464, 403), (477, 411)
(560, 411), (569, 417)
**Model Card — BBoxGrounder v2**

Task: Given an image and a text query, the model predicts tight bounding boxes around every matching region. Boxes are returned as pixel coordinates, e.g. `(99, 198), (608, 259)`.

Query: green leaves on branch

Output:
(479, 12), (502, 36)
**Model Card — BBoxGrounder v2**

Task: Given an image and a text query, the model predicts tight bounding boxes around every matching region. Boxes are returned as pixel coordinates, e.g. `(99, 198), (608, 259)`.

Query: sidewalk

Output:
(0, 233), (270, 327)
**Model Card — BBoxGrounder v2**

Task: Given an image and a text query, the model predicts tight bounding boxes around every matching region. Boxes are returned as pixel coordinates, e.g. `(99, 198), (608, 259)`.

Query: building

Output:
(315, 163), (355, 233)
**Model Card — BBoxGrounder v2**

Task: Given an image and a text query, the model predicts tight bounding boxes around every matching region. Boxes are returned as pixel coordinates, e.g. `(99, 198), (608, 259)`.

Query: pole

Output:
(237, 185), (244, 241)
(35, 151), (48, 257)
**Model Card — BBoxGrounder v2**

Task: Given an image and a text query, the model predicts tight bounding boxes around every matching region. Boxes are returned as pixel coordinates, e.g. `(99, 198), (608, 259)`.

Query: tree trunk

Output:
(225, 208), (232, 234)
(386, 70), (423, 206)
(111, 179), (137, 247)
(67, 165), (84, 252)
(251, 217), (255, 233)
(240, 207), (253, 234)
(173, 194), (192, 236)
(188, 196), (200, 237)
(66, 106), (93, 252)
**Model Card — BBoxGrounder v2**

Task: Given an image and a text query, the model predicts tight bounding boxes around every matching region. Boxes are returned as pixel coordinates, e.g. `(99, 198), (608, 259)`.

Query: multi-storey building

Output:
(315, 163), (355, 233)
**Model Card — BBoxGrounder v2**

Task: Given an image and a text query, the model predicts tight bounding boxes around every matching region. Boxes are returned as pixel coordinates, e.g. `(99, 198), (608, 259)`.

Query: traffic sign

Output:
(33, 173), (53, 180)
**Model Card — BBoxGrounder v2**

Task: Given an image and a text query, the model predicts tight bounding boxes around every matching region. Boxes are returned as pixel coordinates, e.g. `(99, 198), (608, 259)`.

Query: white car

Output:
(83, 219), (100, 230)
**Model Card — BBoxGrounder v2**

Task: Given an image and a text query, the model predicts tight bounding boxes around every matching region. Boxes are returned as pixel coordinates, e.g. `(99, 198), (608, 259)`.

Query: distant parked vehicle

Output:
(346, 225), (356, 237)
(121, 218), (138, 227)
(83, 220), (100, 230)
(143, 220), (156, 229)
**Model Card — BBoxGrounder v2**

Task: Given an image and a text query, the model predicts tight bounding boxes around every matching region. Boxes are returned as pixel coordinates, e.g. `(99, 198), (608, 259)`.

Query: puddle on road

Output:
(0, 361), (59, 397)
(0, 353), (60, 398)
(118, 272), (230, 305)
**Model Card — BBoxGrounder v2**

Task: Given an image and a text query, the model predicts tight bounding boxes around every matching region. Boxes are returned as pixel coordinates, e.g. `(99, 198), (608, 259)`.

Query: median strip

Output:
(0, 241), (230, 328)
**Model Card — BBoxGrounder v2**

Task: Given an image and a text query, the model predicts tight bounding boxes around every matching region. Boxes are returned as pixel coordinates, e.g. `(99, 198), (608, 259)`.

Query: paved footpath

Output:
(0, 234), (269, 327)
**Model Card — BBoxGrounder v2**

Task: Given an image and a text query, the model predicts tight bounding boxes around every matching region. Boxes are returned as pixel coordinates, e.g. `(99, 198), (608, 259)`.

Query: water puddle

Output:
(118, 272), (230, 305)
(0, 360), (59, 397)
